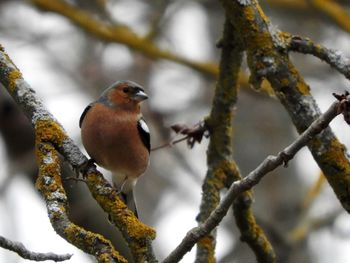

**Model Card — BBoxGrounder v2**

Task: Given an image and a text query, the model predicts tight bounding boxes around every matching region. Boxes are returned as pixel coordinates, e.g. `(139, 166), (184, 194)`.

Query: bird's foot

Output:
(75, 158), (96, 178)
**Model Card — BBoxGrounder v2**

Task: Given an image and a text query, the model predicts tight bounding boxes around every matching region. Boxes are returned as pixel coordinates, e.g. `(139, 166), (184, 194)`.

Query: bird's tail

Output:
(120, 190), (138, 218)
(112, 174), (139, 218)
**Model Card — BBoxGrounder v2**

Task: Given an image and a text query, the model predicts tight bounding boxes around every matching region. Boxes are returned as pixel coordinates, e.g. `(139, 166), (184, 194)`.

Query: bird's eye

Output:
(123, 87), (129, 93)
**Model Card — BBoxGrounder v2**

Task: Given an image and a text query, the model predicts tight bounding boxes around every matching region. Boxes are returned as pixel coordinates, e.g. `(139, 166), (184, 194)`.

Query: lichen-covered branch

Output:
(195, 19), (275, 263)
(221, 0), (350, 213)
(0, 45), (156, 262)
(284, 34), (350, 80)
(82, 165), (157, 263)
(163, 97), (345, 263)
(195, 19), (242, 262)
(28, 0), (277, 97)
(36, 141), (127, 263)
(0, 235), (72, 262)
(30, 0), (218, 77)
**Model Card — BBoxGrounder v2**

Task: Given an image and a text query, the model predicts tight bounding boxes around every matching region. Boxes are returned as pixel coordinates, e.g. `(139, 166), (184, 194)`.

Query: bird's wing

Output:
(137, 118), (151, 153)
(79, 103), (93, 128)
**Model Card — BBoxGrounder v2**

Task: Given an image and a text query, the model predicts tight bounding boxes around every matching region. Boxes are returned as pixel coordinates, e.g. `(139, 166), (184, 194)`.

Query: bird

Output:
(79, 80), (150, 218)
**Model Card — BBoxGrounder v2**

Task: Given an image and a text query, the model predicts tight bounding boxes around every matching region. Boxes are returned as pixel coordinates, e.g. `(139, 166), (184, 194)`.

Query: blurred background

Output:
(1, 0), (350, 262)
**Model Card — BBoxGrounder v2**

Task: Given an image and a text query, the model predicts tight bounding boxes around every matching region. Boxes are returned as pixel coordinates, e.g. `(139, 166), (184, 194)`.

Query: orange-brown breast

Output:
(81, 103), (149, 177)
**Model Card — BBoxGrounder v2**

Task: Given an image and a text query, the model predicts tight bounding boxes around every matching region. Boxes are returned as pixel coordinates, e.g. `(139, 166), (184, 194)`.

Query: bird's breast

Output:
(81, 104), (149, 177)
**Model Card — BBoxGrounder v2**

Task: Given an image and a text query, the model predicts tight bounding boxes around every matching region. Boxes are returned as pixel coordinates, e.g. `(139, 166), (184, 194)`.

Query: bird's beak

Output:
(132, 90), (148, 101)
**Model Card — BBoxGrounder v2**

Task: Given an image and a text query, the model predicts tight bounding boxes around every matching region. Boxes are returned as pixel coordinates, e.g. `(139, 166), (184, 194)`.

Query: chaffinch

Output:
(80, 80), (150, 217)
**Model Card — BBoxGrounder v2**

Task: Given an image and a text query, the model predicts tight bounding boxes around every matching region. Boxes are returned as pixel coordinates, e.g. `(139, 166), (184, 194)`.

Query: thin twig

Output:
(0, 235), (72, 262)
(163, 100), (343, 263)
(151, 136), (188, 151)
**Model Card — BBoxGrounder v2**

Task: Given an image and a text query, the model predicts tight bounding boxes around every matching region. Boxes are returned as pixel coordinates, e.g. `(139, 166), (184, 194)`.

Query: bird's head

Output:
(99, 80), (148, 109)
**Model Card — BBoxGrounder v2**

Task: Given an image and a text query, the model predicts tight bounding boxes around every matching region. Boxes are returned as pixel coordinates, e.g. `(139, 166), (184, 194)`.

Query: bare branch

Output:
(0, 235), (72, 262)
(163, 99), (343, 263)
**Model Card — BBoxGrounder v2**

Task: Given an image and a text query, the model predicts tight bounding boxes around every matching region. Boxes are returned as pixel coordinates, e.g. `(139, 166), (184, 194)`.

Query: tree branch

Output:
(163, 99), (344, 263)
(0, 235), (72, 262)
(195, 18), (275, 262)
(195, 18), (242, 262)
(0, 44), (156, 262)
(221, 0), (350, 213)
(28, 0), (278, 97)
(30, 0), (218, 77)
(285, 34), (350, 80)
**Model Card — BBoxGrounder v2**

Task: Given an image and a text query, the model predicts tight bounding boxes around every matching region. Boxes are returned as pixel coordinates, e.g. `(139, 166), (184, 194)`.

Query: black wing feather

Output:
(137, 118), (151, 153)
(79, 104), (93, 128)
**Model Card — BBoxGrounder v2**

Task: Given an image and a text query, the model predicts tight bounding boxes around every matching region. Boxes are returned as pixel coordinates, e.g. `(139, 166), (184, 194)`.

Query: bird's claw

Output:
(75, 158), (96, 178)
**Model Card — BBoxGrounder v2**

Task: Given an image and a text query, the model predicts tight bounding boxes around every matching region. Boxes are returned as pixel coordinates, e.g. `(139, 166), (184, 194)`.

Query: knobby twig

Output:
(0, 235), (72, 262)
(163, 98), (346, 262)
(0, 45), (156, 262)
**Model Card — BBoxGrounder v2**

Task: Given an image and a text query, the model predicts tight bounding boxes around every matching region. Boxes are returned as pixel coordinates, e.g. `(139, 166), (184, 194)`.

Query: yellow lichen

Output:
(288, 63), (311, 95)
(8, 70), (22, 93)
(86, 172), (156, 243)
(64, 224), (128, 263)
(280, 78), (290, 87)
(35, 142), (63, 191)
(197, 236), (215, 263)
(35, 120), (68, 147)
